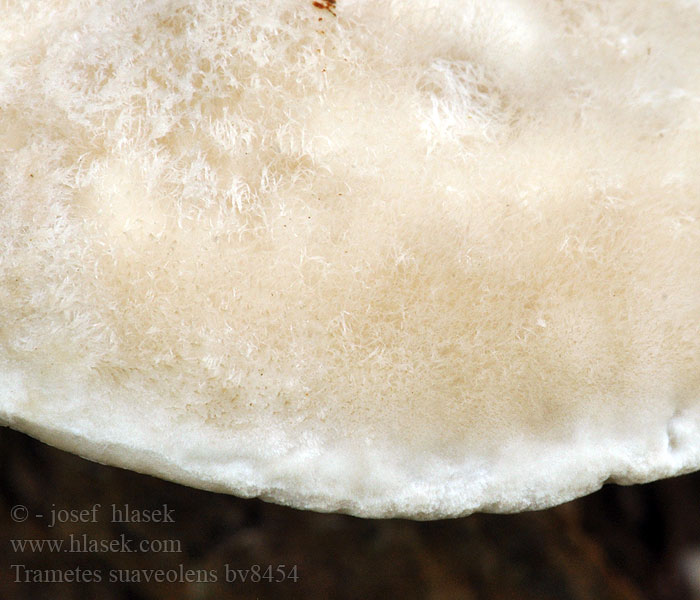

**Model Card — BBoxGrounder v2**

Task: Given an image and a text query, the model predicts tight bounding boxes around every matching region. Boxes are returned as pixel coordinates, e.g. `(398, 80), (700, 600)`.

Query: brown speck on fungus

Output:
(312, 0), (336, 17)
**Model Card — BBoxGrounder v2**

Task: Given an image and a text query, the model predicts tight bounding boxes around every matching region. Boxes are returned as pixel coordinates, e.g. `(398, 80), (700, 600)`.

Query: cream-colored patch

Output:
(79, 161), (168, 241)
(0, 0), (699, 517)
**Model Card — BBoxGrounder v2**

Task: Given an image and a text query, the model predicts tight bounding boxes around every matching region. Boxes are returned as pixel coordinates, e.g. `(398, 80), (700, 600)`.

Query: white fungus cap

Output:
(0, 0), (699, 518)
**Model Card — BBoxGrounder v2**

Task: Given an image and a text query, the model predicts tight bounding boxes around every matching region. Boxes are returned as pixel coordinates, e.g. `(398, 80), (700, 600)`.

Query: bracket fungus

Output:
(1, 0), (699, 518)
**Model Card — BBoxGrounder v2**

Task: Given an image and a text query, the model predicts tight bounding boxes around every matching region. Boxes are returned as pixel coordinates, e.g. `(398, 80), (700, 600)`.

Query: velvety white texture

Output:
(0, 0), (699, 518)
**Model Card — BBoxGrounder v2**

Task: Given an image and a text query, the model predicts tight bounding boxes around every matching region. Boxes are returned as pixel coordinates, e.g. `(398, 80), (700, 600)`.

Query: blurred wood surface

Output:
(2, 426), (699, 599)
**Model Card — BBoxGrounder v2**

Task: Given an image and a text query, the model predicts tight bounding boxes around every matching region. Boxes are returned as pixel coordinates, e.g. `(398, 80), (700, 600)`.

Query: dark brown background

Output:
(2, 425), (699, 599)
